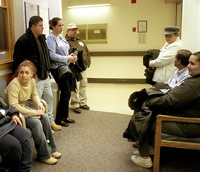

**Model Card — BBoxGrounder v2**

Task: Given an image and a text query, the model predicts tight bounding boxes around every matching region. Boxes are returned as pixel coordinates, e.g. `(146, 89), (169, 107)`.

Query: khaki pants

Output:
(71, 70), (88, 108)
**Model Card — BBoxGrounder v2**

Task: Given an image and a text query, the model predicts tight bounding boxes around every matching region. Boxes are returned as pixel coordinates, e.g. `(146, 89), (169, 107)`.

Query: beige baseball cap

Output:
(67, 23), (78, 30)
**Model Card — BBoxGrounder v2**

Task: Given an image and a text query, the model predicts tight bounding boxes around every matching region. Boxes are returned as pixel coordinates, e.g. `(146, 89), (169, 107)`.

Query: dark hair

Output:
(29, 16), (43, 28)
(176, 49), (192, 66)
(49, 17), (62, 30)
(192, 51), (200, 61)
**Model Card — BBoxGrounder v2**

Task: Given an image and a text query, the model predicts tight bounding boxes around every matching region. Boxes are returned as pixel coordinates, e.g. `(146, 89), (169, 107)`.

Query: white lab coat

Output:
(149, 38), (183, 82)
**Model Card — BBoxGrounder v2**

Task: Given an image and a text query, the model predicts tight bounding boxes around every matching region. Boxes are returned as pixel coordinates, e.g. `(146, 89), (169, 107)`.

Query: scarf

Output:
(35, 35), (51, 80)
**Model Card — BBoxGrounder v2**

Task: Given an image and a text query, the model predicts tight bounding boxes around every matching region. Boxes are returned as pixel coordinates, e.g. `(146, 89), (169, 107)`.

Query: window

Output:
(0, 0), (15, 65)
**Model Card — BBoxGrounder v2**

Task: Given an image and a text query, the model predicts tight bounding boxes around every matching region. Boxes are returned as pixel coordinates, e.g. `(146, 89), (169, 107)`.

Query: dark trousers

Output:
(138, 121), (189, 157)
(0, 125), (32, 172)
(51, 69), (72, 121)
(56, 89), (71, 121)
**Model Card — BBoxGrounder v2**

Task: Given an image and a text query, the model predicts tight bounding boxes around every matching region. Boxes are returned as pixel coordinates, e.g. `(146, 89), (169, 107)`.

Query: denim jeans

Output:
(35, 77), (55, 124)
(24, 114), (57, 160)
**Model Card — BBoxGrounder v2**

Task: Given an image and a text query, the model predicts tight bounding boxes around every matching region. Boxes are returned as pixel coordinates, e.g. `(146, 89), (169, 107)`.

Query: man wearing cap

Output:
(65, 23), (91, 114)
(148, 26), (183, 83)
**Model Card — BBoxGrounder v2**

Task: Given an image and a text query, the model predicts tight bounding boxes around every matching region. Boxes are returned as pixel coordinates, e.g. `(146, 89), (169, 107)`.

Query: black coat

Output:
(0, 97), (19, 139)
(12, 28), (51, 79)
(143, 49), (160, 85)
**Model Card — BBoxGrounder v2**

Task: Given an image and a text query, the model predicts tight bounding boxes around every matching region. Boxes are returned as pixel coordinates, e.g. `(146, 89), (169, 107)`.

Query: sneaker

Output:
(73, 108), (81, 114)
(41, 157), (57, 165)
(131, 155), (153, 168)
(51, 123), (62, 131)
(80, 105), (90, 110)
(133, 146), (154, 156)
(52, 151), (62, 159)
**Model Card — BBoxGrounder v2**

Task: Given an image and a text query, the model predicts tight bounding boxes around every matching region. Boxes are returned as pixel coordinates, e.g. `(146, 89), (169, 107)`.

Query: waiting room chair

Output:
(153, 115), (200, 172)
(0, 77), (9, 171)
(50, 78), (59, 119)
(0, 77), (6, 97)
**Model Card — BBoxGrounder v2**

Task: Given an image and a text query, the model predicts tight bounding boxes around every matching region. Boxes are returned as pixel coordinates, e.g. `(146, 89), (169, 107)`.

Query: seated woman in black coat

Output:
(0, 98), (32, 172)
(130, 51), (200, 168)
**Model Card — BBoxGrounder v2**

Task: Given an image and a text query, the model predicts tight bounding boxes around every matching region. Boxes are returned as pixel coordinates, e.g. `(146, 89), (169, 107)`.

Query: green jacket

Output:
(146, 75), (200, 137)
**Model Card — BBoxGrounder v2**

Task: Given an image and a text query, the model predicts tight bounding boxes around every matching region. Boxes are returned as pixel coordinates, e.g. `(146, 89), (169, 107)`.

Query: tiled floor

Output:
(86, 83), (150, 115)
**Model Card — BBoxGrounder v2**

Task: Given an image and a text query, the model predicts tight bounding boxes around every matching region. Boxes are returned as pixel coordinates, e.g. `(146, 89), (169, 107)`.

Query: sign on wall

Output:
(24, 2), (39, 30)
(24, 1), (49, 36)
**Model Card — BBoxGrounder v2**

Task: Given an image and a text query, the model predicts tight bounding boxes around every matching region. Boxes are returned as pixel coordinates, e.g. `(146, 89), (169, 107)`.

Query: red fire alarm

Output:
(131, 0), (136, 3)
(132, 27), (136, 32)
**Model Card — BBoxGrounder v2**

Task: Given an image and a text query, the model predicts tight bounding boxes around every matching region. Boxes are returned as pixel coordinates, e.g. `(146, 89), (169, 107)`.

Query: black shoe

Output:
(63, 118), (75, 123)
(56, 120), (69, 127)
(73, 108), (81, 114)
(80, 105), (90, 110)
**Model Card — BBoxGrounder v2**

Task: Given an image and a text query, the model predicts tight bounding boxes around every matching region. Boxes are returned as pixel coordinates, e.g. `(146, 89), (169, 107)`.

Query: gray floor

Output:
(30, 83), (200, 172)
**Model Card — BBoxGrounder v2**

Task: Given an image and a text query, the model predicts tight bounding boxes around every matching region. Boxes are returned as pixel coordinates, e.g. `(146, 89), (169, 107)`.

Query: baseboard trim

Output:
(90, 51), (146, 56)
(88, 78), (146, 84)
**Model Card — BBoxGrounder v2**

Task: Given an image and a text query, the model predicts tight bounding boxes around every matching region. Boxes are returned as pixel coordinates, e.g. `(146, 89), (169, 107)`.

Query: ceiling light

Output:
(67, 4), (111, 9)
(66, 0), (111, 9)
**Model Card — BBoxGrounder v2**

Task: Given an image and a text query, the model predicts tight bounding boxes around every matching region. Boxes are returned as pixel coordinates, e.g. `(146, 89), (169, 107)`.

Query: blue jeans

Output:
(35, 77), (55, 124)
(25, 114), (57, 160)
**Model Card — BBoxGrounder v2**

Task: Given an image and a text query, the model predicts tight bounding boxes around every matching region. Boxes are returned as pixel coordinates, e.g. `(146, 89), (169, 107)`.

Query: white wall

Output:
(62, 0), (176, 51)
(87, 56), (145, 79)
(13, 0), (62, 41)
(48, 0), (62, 19)
(182, 0), (200, 52)
(62, 0), (177, 79)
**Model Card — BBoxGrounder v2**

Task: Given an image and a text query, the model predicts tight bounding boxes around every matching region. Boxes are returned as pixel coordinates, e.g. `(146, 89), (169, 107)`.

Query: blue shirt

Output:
(46, 33), (70, 69)
(160, 67), (190, 93)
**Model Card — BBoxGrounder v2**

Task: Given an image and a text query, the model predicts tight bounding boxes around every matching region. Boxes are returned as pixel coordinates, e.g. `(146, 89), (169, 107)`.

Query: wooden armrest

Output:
(19, 113), (26, 129)
(40, 99), (48, 113)
(157, 115), (200, 124)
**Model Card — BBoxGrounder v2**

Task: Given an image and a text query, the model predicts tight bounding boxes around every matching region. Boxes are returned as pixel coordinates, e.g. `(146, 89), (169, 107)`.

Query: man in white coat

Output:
(149, 26), (183, 83)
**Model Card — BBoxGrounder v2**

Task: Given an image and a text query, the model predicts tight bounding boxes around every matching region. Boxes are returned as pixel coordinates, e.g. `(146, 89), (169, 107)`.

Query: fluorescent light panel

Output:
(68, 3), (111, 8)
(67, 0), (111, 9)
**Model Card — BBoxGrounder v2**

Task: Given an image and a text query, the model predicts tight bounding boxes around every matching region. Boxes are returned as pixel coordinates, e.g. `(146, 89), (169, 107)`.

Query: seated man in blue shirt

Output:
(128, 49), (192, 111)
(153, 49), (191, 93)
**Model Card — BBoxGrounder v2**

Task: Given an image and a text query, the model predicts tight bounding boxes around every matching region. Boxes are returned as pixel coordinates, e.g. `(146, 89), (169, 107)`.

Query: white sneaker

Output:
(131, 155), (153, 168)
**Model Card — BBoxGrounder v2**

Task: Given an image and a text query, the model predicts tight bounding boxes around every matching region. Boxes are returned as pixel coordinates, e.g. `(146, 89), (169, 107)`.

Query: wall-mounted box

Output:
(77, 24), (107, 44)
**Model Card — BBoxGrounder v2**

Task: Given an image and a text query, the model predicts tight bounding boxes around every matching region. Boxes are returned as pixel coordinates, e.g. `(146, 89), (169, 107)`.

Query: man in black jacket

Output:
(12, 16), (62, 131)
